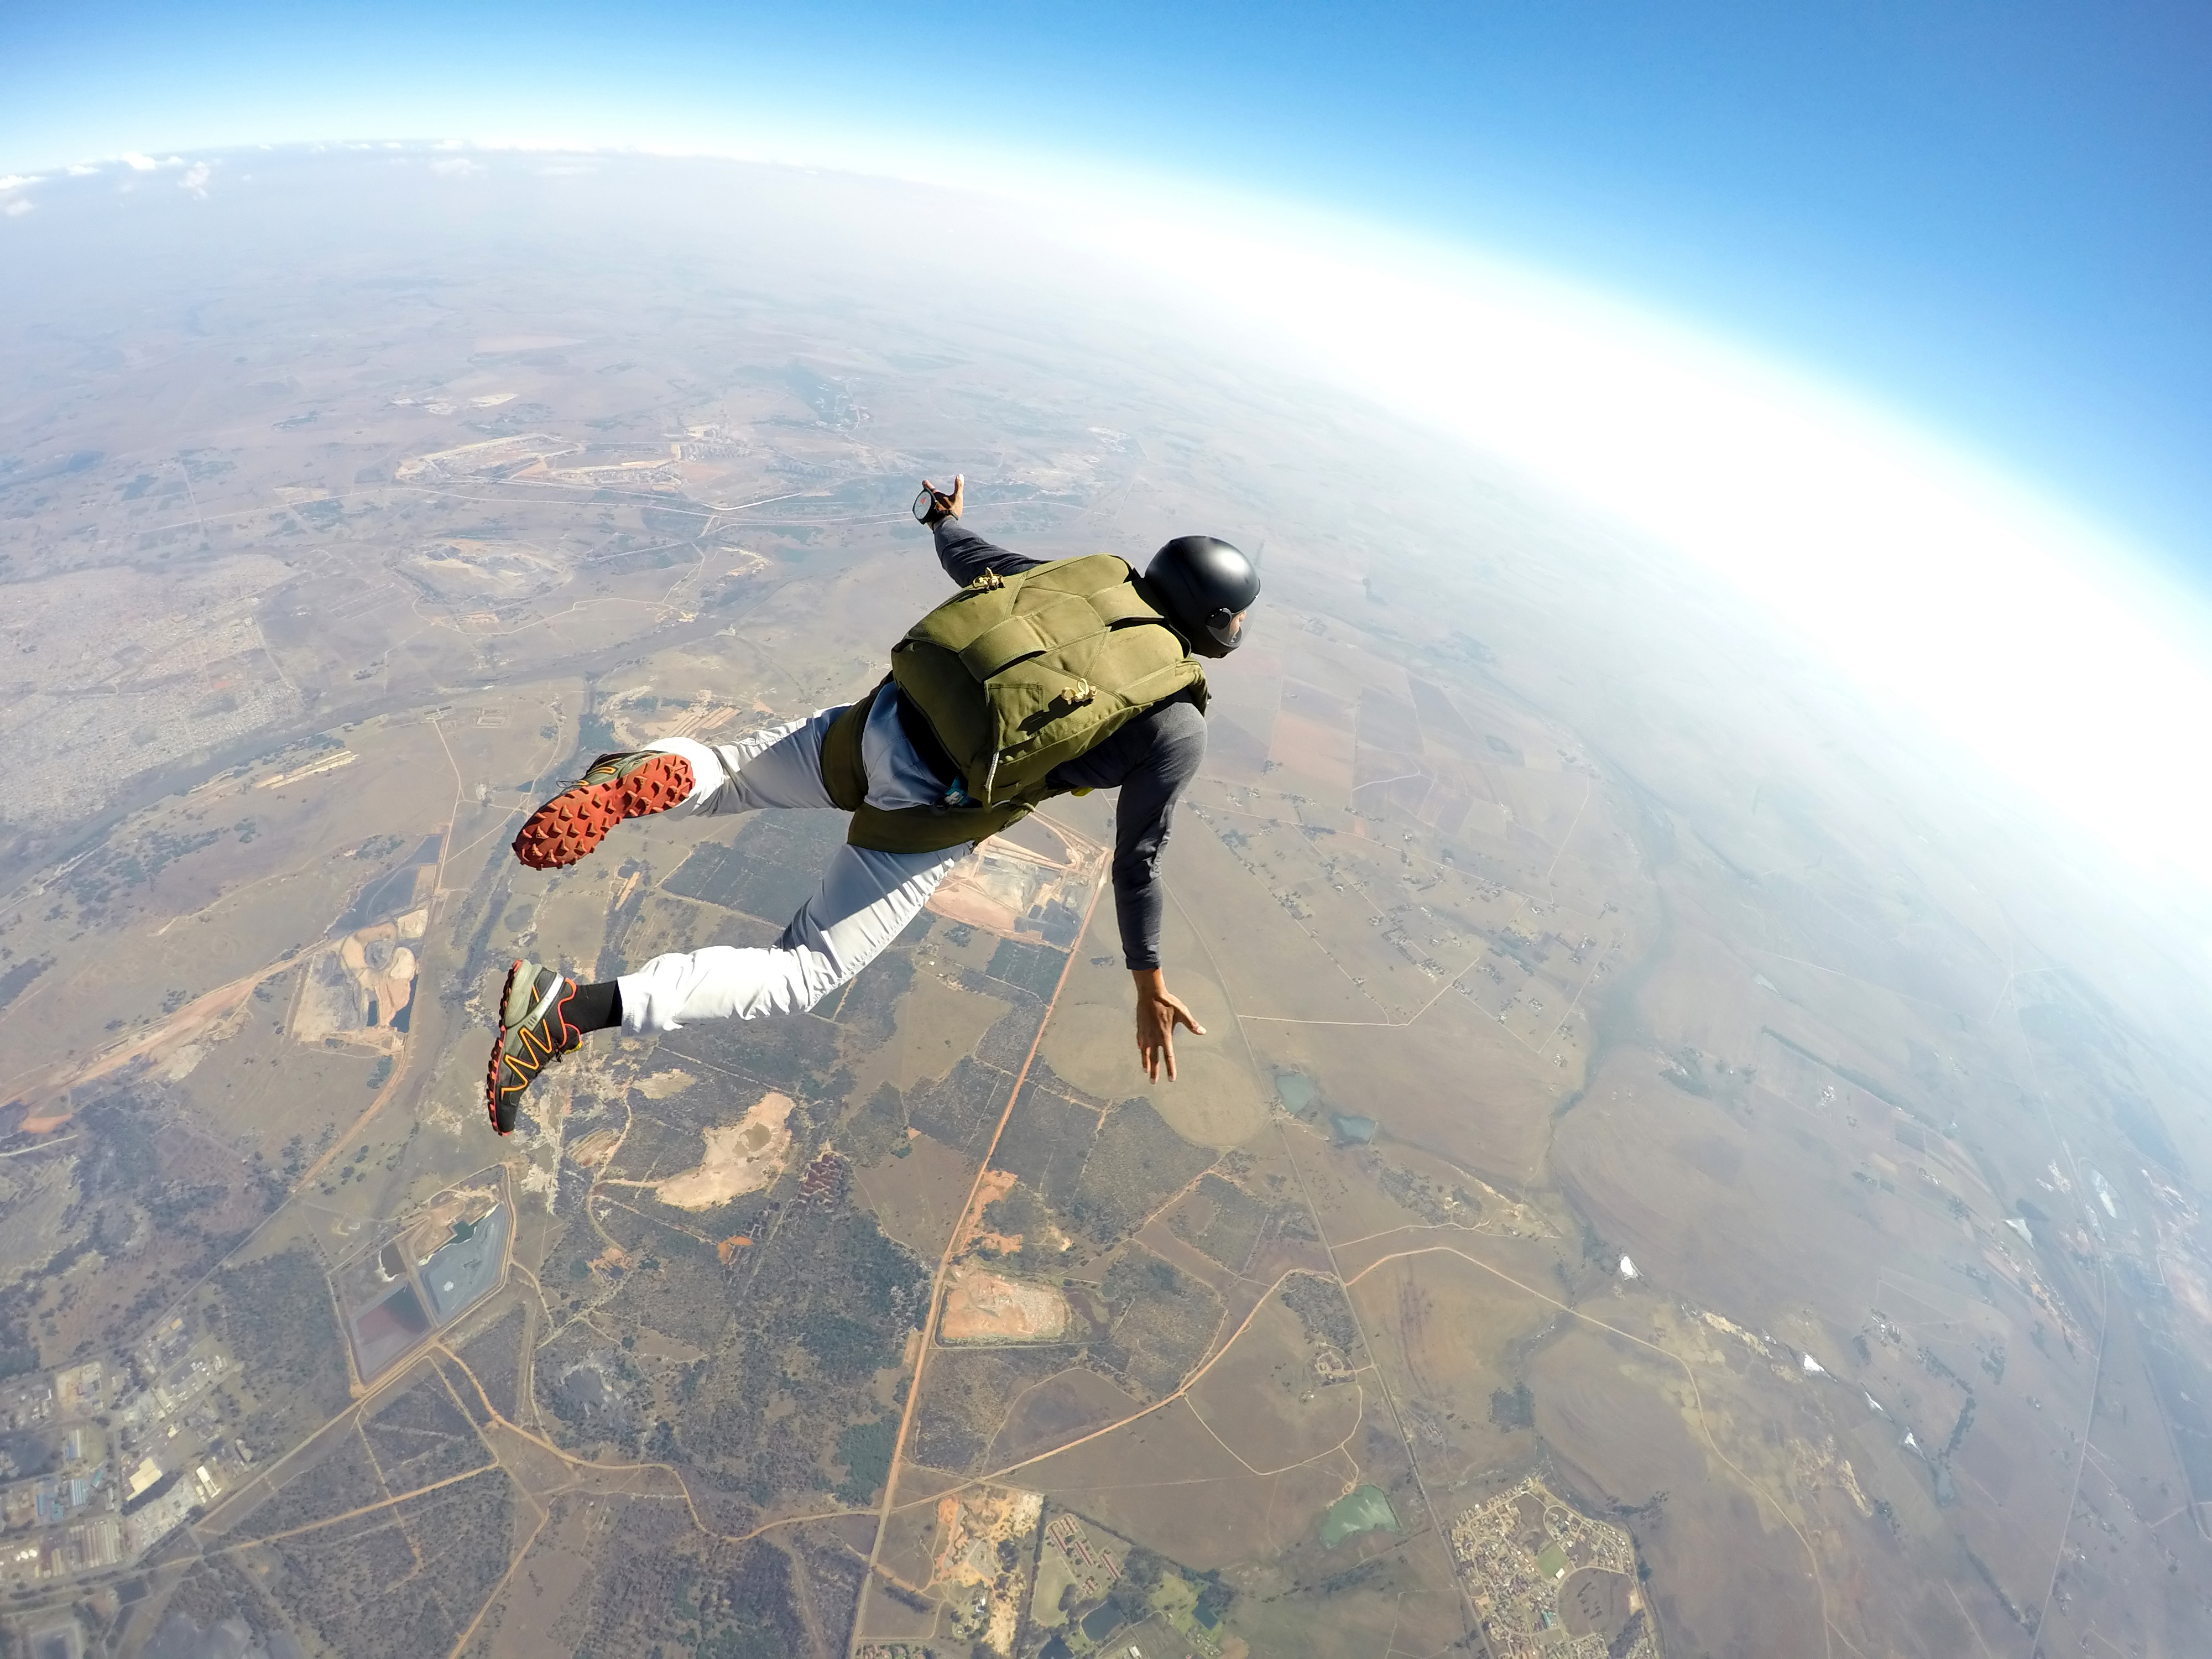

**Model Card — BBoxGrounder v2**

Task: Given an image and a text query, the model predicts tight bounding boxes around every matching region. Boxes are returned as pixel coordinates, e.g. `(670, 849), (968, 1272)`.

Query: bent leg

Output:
(642, 708), (844, 817)
(617, 842), (966, 1031)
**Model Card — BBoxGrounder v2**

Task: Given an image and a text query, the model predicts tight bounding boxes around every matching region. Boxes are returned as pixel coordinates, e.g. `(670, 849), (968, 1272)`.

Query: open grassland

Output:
(6, 158), (2210, 1659)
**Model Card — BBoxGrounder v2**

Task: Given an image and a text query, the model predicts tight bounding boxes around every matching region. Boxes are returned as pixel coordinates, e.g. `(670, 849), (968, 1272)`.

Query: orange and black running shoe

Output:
(486, 958), (583, 1134)
(512, 749), (695, 869)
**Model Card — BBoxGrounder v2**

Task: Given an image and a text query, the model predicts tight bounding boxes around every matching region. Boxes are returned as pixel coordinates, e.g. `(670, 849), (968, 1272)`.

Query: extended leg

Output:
(488, 705), (946, 1133)
(636, 708), (846, 816)
(512, 707), (849, 868)
(616, 842), (964, 1030)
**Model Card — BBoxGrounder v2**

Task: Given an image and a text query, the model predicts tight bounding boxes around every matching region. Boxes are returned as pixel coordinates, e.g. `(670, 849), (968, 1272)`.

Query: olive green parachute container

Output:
(826, 554), (1206, 854)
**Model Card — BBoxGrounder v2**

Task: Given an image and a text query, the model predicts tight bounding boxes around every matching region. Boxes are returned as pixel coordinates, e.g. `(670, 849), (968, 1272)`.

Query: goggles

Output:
(1204, 606), (1246, 651)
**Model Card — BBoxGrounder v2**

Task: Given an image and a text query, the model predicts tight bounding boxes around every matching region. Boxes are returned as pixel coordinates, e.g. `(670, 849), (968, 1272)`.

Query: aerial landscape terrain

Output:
(1, 148), (2209, 1659)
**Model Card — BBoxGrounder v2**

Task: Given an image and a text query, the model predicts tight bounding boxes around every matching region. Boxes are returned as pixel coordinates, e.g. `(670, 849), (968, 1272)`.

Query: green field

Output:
(1319, 1485), (1402, 1549)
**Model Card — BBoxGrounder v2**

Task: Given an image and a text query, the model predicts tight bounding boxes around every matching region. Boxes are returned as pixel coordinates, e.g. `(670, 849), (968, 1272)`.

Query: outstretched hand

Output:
(1133, 968), (1206, 1082)
(916, 473), (964, 526)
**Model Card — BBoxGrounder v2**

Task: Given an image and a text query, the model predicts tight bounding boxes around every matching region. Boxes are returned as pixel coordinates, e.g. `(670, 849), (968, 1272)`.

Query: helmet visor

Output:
(1204, 606), (1246, 652)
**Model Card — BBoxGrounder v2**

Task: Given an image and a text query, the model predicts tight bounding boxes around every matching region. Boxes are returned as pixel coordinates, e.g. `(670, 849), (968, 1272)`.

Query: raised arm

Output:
(918, 473), (1044, 586)
(934, 520), (1043, 585)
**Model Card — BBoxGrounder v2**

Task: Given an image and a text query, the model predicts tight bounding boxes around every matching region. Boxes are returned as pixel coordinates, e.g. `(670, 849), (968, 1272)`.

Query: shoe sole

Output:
(512, 752), (695, 870)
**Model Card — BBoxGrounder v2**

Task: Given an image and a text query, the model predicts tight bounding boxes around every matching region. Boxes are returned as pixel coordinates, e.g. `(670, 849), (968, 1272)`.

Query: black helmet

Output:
(1145, 536), (1260, 658)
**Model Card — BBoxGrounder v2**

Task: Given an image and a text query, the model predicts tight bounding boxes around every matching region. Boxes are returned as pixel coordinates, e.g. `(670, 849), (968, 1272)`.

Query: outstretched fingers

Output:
(1136, 988), (1207, 1082)
(1138, 1025), (1167, 1083)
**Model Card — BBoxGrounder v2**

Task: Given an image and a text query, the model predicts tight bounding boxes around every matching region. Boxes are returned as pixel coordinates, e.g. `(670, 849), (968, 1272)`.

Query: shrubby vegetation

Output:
(833, 1416), (895, 1504)
(1279, 1271), (1360, 1356)
(206, 1246), (352, 1451)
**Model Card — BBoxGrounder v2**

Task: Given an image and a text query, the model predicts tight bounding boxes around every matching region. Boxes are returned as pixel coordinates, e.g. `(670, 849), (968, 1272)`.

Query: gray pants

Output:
(614, 703), (971, 1034)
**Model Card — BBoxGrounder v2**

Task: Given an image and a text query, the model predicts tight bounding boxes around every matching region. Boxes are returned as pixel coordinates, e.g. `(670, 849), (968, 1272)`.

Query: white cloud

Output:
(3, 199), (31, 218)
(66, 163), (97, 176)
(119, 152), (159, 171)
(1068, 201), (2212, 890)
(0, 175), (30, 191)
(9, 131), (2196, 893)
(430, 156), (482, 177)
(179, 161), (211, 197)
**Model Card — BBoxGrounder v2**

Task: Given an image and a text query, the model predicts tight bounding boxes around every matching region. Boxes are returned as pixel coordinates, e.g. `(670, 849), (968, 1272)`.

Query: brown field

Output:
(478, 1497), (604, 1658)
(850, 1129), (981, 1258)
(1157, 810), (1383, 1023)
(1337, 1246), (1557, 1486)
(846, 970), (1013, 1098)
(7, 168), (2210, 1659)
(9, 714), (474, 1071)
(940, 1265), (1071, 1344)
(635, 1067), (696, 1100)
(1180, 1292), (1368, 1474)
(1267, 711), (1355, 792)
(984, 1366), (1146, 1469)
(925, 828), (1097, 940)
(6, 961), (279, 1124)
(611, 1089), (794, 1209)
(1006, 1400), (1306, 1562)
(860, 1501), (947, 1637)
(1037, 902), (1272, 1149)
(567, 1127), (622, 1170)
(1526, 1321), (1832, 1659)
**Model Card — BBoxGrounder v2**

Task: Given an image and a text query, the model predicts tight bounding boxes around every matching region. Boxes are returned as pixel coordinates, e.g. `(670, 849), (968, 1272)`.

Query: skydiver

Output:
(483, 475), (1261, 1135)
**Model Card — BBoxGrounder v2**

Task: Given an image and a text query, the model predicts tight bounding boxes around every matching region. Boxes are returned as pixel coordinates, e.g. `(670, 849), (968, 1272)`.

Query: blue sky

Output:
(4, 1), (2209, 589)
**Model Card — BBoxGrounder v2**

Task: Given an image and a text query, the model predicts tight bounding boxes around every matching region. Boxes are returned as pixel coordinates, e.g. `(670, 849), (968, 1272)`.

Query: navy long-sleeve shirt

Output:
(927, 519), (1206, 972)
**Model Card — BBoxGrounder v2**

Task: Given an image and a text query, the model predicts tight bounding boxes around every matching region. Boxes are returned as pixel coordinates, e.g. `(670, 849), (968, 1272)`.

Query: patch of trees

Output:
(205, 1246), (351, 1449)
(838, 1083), (912, 1167)
(907, 1056), (1013, 1151)
(79, 1092), (162, 1197)
(833, 1417), (895, 1504)
(145, 1181), (226, 1227)
(1171, 1173), (1274, 1272)
(1489, 1383), (1536, 1431)
(1066, 1098), (1214, 1246)
(1193, 1567), (1235, 1625)
(1099, 1247), (1222, 1395)
(1105, 1545), (1166, 1625)
(451, 1303), (525, 1421)
(796, 1312), (896, 1381)
(1279, 1271), (1359, 1355)
(572, 1526), (810, 1659)
(623, 1203), (926, 1514)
